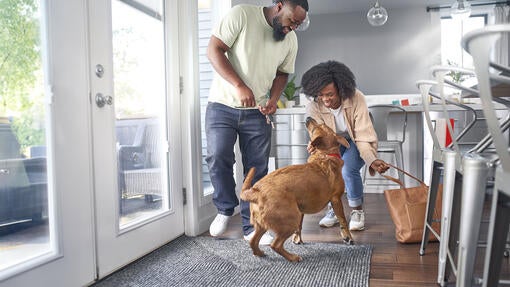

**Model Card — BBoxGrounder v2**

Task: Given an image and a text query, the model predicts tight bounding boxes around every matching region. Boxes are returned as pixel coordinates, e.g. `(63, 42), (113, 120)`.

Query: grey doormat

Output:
(92, 235), (372, 287)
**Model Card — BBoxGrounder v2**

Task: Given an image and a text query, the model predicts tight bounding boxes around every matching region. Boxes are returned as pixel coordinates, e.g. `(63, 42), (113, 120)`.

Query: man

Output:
(206, 0), (309, 245)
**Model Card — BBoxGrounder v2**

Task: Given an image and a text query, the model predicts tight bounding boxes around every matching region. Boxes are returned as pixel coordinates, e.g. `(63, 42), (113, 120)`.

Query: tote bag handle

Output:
(380, 163), (427, 189)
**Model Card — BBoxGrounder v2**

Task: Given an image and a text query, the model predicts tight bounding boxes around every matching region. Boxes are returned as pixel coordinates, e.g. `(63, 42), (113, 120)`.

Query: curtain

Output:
(493, 5), (510, 66)
(429, 10), (442, 68)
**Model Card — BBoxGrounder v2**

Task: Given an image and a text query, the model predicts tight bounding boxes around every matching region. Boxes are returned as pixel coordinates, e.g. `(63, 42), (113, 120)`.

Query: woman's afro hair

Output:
(301, 60), (356, 100)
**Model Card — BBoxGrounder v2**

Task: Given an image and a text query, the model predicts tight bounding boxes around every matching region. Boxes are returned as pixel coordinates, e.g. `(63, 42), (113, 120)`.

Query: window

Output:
(198, 3), (214, 196)
(441, 15), (487, 69)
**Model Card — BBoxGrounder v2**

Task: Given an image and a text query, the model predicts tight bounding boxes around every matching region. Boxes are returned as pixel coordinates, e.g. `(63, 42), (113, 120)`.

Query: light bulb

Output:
(451, 0), (471, 20)
(367, 1), (388, 27)
(296, 12), (310, 32)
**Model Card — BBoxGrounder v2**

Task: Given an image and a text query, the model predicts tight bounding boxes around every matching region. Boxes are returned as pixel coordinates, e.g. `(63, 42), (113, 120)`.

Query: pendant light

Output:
(296, 12), (310, 31)
(367, 0), (388, 27)
(450, 0), (472, 20)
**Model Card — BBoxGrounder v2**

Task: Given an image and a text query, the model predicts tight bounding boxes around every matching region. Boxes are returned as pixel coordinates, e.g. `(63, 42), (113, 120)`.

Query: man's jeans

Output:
(205, 102), (272, 235)
(340, 138), (366, 207)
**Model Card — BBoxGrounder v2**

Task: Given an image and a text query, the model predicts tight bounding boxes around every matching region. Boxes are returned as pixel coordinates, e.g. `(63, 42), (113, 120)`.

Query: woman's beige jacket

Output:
(305, 89), (379, 175)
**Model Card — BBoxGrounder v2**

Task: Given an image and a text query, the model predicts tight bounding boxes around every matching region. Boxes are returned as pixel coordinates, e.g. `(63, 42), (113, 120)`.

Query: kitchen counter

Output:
(273, 105), (425, 188)
(275, 103), (505, 114)
(273, 103), (509, 189)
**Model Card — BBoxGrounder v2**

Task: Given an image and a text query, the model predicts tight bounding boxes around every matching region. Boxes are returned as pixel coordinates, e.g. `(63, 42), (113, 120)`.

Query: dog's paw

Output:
(287, 255), (302, 262)
(253, 250), (266, 257)
(343, 237), (354, 245)
(291, 234), (303, 245)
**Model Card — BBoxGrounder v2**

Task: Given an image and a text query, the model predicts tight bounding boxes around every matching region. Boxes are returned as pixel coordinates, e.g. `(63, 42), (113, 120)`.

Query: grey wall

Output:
(232, 1), (442, 94)
(296, 8), (441, 94)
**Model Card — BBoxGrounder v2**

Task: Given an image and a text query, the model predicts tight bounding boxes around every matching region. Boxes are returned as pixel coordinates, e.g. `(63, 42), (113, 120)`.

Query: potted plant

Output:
(446, 60), (472, 84)
(282, 75), (300, 108)
(445, 60), (473, 103)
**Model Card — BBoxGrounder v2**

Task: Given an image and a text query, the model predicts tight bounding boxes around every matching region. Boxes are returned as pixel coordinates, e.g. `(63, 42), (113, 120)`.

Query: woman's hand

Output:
(306, 141), (316, 154)
(370, 159), (390, 174)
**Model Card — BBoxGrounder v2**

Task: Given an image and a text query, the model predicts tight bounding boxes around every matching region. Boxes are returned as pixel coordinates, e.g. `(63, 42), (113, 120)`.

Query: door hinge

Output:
(179, 76), (184, 94)
(182, 187), (187, 205)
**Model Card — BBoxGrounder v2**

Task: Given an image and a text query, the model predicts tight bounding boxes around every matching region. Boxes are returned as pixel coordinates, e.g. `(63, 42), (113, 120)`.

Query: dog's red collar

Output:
(327, 153), (342, 159)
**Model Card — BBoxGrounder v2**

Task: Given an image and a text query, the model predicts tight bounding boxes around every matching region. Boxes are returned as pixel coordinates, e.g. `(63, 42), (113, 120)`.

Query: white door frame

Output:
(180, 0), (237, 237)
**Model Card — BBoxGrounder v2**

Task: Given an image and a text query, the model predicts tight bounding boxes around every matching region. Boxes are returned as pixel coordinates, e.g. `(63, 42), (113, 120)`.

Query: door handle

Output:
(96, 93), (113, 108)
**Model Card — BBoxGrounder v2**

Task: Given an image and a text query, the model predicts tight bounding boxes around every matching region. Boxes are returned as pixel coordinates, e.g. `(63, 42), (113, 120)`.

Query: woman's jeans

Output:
(205, 102), (272, 235)
(340, 138), (366, 207)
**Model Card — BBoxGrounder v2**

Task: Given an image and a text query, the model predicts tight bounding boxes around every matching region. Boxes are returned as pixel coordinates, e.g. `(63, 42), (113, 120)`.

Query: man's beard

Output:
(272, 16), (287, 41)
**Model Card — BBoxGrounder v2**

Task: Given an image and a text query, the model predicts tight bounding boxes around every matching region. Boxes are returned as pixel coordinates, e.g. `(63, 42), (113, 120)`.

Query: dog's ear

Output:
(337, 136), (350, 148)
(310, 137), (323, 148)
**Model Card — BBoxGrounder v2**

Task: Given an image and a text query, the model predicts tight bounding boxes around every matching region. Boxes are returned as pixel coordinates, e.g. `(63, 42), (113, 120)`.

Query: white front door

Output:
(88, 0), (184, 278)
(1, 0), (184, 285)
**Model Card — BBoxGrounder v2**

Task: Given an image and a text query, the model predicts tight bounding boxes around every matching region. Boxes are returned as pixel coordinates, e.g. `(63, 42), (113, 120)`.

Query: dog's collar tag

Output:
(327, 153), (342, 160)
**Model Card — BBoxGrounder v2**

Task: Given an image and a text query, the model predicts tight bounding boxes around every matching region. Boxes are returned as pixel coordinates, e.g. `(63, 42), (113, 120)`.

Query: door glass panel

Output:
(0, 0), (53, 277)
(111, 0), (169, 228)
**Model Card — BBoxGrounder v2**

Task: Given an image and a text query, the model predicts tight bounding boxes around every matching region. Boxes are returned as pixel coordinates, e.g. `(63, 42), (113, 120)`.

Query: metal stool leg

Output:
(483, 169), (510, 287)
(438, 150), (459, 285)
(395, 144), (405, 185)
(362, 165), (367, 188)
(420, 160), (442, 256)
(363, 146), (402, 189)
(456, 154), (490, 287)
(442, 170), (464, 286)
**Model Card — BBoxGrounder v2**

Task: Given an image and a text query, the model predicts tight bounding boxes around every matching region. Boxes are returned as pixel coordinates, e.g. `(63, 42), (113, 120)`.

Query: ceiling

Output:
(307, 0), (492, 15)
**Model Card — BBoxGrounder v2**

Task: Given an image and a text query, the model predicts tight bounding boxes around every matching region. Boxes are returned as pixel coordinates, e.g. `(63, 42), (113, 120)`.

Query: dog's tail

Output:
(240, 167), (258, 203)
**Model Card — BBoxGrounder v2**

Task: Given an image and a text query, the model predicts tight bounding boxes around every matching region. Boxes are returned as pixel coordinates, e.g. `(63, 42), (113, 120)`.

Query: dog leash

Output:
(381, 163), (427, 189)
(265, 114), (275, 129)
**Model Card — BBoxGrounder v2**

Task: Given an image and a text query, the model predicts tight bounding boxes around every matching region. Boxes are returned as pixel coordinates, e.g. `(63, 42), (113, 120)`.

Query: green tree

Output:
(0, 0), (43, 153)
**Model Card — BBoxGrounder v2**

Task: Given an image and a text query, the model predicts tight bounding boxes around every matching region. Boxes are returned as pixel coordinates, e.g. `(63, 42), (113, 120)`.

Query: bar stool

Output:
(462, 24), (510, 287)
(416, 71), (491, 286)
(362, 104), (407, 189)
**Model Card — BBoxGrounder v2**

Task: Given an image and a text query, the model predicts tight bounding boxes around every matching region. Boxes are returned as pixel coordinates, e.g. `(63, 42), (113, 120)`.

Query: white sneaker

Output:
(209, 214), (231, 237)
(243, 231), (274, 245)
(349, 210), (365, 231)
(319, 208), (339, 227)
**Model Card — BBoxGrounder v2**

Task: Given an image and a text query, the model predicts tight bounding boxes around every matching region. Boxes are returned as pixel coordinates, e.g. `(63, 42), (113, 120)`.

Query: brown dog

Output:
(240, 117), (354, 262)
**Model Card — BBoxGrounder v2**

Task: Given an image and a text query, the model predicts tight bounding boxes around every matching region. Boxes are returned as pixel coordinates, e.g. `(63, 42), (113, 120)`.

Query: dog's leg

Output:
(249, 224), (266, 257)
(331, 199), (354, 245)
(291, 213), (304, 244)
(271, 234), (302, 262)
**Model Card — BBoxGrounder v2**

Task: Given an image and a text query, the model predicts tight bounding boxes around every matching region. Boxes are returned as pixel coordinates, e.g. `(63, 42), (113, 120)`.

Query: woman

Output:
(302, 60), (389, 231)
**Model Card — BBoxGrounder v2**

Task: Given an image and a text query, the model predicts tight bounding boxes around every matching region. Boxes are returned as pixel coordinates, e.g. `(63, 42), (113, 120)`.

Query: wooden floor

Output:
(204, 193), (509, 286)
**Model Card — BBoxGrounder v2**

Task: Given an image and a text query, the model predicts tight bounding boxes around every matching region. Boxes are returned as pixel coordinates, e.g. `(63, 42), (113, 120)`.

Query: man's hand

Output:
(236, 85), (256, 107)
(370, 159), (390, 174)
(259, 98), (277, 115)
